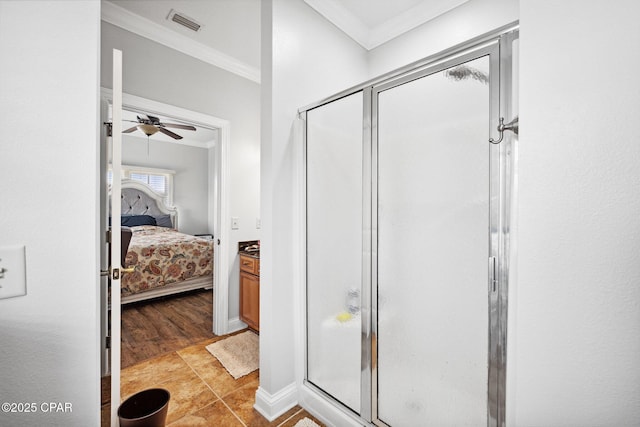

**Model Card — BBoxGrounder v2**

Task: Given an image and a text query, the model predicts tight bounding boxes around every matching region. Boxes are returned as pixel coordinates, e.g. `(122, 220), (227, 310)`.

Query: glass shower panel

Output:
(376, 56), (490, 426)
(306, 92), (363, 413)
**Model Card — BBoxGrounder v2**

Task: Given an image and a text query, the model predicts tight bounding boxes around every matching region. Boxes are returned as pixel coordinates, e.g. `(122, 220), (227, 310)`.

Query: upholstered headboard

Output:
(110, 179), (178, 228)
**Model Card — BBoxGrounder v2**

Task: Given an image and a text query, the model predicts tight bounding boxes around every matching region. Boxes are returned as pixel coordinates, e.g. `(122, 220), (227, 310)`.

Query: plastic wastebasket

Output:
(117, 388), (170, 427)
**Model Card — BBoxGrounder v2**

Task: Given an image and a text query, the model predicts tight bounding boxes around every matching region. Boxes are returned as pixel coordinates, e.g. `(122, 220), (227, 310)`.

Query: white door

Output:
(108, 48), (124, 427)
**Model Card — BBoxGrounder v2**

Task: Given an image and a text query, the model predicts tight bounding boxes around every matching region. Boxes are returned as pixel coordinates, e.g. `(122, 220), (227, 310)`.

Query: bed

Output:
(112, 179), (214, 304)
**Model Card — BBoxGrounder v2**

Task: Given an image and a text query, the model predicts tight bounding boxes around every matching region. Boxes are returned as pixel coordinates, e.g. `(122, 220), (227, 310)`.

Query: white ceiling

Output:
(108, 0), (261, 69)
(102, 0), (261, 82)
(342, 0), (429, 28)
(103, 0), (469, 82)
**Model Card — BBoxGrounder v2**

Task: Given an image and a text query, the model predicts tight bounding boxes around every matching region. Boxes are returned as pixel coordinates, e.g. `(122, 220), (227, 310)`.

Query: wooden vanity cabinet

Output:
(239, 254), (260, 331)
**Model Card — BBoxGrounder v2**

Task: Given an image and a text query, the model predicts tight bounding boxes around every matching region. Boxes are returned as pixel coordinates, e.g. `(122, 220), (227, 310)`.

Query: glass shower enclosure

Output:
(302, 27), (518, 427)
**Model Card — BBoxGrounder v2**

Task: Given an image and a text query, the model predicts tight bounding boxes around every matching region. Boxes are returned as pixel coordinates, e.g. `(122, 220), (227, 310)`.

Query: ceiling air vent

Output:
(167, 9), (201, 32)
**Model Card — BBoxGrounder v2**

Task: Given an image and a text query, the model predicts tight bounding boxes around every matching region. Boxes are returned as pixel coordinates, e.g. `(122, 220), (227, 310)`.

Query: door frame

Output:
(99, 89), (233, 375)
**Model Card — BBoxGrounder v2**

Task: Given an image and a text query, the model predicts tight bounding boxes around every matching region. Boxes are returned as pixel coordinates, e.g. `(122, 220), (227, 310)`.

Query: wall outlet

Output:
(0, 245), (27, 300)
(231, 217), (239, 230)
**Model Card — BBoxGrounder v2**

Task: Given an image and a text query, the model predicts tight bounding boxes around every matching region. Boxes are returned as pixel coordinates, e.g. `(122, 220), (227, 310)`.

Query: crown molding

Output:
(304, 0), (371, 48)
(304, 0), (469, 50)
(369, 0), (470, 48)
(101, 1), (260, 83)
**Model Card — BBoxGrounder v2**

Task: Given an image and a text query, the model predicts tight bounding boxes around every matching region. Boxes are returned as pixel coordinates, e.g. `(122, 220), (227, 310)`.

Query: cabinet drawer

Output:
(240, 255), (259, 275)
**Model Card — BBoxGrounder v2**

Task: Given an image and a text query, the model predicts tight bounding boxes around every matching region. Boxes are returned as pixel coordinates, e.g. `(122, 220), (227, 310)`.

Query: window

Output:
(108, 165), (175, 204)
(129, 172), (167, 195)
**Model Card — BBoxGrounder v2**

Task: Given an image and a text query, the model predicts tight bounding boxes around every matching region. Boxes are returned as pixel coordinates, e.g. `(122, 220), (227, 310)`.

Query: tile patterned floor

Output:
(101, 332), (324, 426)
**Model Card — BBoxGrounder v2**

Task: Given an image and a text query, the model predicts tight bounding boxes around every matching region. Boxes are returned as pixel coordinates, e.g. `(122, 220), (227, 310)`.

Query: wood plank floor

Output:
(121, 289), (216, 369)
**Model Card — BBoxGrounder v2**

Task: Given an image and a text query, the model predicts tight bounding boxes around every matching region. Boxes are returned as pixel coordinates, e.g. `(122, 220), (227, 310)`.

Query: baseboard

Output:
(254, 382), (298, 422)
(227, 317), (248, 334)
(299, 383), (368, 427)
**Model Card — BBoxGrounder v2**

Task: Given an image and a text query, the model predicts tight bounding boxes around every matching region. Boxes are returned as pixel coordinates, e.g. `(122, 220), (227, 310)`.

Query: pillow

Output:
(154, 214), (173, 228)
(120, 215), (157, 226)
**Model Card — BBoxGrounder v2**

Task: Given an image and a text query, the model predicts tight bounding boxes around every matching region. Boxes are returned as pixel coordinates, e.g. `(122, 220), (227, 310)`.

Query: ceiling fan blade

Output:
(158, 127), (183, 140)
(161, 123), (196, 131)
(146, 114), (161, 124)
(123, 126), (138, 133)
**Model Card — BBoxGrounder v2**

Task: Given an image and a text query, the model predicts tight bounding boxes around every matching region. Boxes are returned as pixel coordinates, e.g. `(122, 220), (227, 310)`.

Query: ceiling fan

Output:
(123, 114), (196, 140)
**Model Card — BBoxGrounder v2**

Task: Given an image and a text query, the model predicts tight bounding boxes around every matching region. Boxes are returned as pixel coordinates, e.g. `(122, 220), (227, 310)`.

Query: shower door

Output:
(303, 28), (516, 427)
(306, 92), (364, 414)
(374, 50), (499, 426)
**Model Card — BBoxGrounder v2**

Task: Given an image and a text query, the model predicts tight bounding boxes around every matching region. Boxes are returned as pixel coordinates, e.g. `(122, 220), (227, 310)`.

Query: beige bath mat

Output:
(206, 331), (259, 379)
(294, 418), (321, 427)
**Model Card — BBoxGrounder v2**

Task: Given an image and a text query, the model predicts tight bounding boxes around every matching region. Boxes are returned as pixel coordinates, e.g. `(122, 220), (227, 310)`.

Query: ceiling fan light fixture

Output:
(137, 124), (159, 137)
(124, 113), (196, 140)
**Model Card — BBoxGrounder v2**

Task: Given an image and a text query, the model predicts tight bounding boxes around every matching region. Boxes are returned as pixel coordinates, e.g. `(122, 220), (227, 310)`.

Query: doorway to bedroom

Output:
(99, 90), (232, 376)
(116, 108), (218, 368)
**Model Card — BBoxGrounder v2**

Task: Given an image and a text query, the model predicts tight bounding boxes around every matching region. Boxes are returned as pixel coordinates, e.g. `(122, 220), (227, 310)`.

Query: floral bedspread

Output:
(122, 225), (214, 297)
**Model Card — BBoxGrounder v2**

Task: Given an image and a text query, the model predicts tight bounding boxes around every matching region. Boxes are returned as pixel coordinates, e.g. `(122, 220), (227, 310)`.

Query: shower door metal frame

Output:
(370, 41), (504, 427)
(300, 23), (518, 427)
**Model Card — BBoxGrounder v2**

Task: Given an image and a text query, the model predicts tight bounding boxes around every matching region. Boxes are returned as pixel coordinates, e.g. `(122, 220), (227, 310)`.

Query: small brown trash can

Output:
(117, 388), (170, 427)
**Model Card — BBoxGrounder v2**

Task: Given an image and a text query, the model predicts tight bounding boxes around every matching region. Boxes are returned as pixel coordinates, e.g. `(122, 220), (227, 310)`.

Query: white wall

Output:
(0, 1), (101, 426)
(101, 22), (261, 320)
(122, 136), (210, 235)
(257, 0), (369, 419)
(513, 1), (640, 425)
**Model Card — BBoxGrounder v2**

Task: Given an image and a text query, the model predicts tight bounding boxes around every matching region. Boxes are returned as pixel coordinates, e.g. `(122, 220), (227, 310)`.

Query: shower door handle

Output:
(489, 256), (497, 292)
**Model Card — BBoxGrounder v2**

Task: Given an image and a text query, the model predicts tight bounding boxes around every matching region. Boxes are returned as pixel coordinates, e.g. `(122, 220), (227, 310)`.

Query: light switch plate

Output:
(231, 217), (239, 230)
(0, 245), (27, 300)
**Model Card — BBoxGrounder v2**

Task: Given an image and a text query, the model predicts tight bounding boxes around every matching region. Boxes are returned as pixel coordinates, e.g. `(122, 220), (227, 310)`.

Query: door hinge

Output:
(106, 229), (112, 244)
(105, 336), (111, 349)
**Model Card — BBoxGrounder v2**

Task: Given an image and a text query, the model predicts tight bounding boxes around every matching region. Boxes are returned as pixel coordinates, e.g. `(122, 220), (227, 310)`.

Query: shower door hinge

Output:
(489, 256), (497, 292)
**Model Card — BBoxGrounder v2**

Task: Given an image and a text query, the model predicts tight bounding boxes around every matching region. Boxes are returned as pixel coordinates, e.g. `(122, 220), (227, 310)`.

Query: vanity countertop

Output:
(238, 240), (260, 258)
